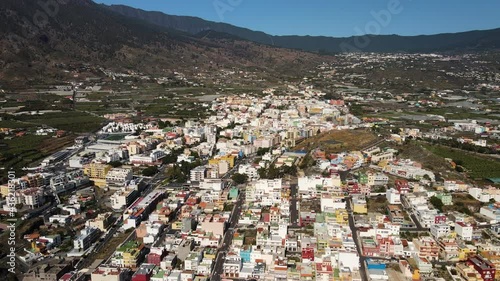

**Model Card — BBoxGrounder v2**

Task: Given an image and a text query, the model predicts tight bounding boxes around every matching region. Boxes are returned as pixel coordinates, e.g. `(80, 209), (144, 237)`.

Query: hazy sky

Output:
(96, 0), (500, 37)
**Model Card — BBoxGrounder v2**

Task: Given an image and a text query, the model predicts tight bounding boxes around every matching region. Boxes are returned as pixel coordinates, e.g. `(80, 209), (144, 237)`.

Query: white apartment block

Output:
(430, 223), (450, 239)
(190, 166), (206, 182)
(74, 227), (100, 251)
(367, 172), (389, 186)
(106, 168), (133, 187)
(238, 164), (259, 180)
(14, 188), (45, 208)
(386, 188), (401, 205)
(200, 179), (225, 191)
(455, 222), (473, 241)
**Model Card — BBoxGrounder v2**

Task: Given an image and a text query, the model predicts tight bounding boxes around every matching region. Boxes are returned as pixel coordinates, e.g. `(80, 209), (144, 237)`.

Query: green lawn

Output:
(105, 134), (127, 141)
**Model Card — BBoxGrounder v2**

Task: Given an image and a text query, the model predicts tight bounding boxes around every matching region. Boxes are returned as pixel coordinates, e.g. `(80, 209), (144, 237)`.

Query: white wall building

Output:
(200, 179), (225, 191)
(190, 166), (206, 182)
(106, 168), (133, 187)
(386, 188), (401, 205)
(430, 223), (450, 239)
(455, 222), (473, 241)
(74, 227), (100, 251)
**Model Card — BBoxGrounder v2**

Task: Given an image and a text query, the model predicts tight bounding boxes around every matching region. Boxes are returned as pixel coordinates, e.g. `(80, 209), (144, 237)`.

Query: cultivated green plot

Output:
(422, 144), (500, 180)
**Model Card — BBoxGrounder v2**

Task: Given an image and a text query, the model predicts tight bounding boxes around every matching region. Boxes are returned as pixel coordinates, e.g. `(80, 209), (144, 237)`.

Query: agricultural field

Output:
(422, 143), (500, 181)
(16, 111), (105, 133)
(0, 135), (47, 176)
(0, 119), (37, 129)
(39, 135), (76, 154)
(76, 102), (113, 113)
(0, 133), (76, 178)
(0, 136), (47, 178)
(74, 86), (217, 119)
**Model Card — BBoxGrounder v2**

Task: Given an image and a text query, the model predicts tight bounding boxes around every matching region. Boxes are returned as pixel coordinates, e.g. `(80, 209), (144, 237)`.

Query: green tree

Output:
(232, 173), (249, 185)
(299, 153), (314, 169)
(430, 196), (444, 212)
(256, 147), (269, 156)
(266, 165), (280, 179)
(258, 167), (267, 179)
(281, 165), (298, 176)
(190, 150), (200, 158)
(165, 165), (187, 183)
(109, 161), (122, 168)
(142, 166), (159, 177)
(162, 153), (178, 164)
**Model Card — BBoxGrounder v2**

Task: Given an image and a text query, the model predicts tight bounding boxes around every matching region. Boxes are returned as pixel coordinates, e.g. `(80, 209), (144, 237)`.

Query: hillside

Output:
(105, 4), (500, 53)
(0, 0), (331, 86)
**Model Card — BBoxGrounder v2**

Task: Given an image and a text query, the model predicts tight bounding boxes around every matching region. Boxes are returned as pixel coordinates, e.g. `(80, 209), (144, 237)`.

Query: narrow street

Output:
(210, 186), (245, 281)
(289, 182), (299, 226)
(346, 197), (368, 281)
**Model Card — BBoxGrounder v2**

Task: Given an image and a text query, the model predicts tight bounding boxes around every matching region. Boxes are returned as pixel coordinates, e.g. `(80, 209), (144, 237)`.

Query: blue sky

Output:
(96, 0), (500, 37)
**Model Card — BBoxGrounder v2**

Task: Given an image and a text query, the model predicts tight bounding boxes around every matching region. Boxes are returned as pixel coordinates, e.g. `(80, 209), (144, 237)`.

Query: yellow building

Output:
(353, 204), (368, 214)
(353, 197), (368, 214)
(209, 155), (236, 168)
(378, 160), (390, 169)
(204, 248), (217, 260)
(335, 209), (349, 225)
(116, 240), (145, 269)
(0, 184), (10, 198)
(86, 212), (113, 231)
(171, 221), (183, 230)
(83, 163), (112, 187)
(458, 244), (477, 261)
(412, 269), (421, 281)
(127, 142), (144, 156)
(456, 263), (482, 281)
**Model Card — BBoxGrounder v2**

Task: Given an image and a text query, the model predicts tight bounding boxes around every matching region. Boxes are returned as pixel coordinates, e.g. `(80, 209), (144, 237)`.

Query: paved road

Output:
(290, 183), (299, 226)
(211, 188), (245, 281)
(476, 222), (500, 229)
(76, 168), (168, 269)
(408, 212), (426, 230)
(346, 197), (369, 281)
(77, 226), (117, 269)
(347, 196), (420, 281)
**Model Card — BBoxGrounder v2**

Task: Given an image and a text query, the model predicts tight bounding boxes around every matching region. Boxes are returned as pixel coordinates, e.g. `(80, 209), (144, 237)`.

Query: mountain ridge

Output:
(0, 0), (332, 85)
(104, 4), (500, 53)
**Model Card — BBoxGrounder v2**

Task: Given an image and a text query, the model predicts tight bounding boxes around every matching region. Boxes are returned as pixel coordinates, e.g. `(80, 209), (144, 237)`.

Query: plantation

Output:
(0, 135), (50, 177)
(19, 111), (105, 133)
(422, 144), (500, 180)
